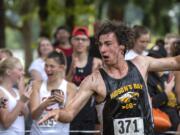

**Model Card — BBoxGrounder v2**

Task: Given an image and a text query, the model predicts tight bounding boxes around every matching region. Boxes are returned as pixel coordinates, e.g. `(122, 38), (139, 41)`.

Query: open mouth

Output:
(47, 73), (53, 76)
(102, 55), (109, 59)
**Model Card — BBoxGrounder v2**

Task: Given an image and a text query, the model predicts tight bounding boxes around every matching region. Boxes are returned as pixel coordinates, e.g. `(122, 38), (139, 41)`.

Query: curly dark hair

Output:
(95, 21), (135, 55)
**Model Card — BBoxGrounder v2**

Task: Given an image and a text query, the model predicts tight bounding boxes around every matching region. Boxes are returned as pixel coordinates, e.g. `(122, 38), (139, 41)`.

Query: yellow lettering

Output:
(123, 86), (128, 91)
(111, 84), (141, 99)
(133, 83), (143, 90)
(128, 84), (133, 90)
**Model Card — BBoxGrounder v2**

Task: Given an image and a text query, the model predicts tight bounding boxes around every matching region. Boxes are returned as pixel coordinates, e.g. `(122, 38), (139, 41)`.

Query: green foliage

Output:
(6, 27), (22, 49)
(4, 0), (180, 49)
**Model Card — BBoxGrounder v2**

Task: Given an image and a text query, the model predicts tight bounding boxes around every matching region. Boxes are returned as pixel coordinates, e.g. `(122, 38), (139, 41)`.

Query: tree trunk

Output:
(107, 1), (127, 21)
(65, 0), (75, 31)
(162, 16), (171, 34)
(0, 0), (5, 48)
(38, 0), (49, 37)
(21, 20), (33, 74)
(97, 0), (107, 20)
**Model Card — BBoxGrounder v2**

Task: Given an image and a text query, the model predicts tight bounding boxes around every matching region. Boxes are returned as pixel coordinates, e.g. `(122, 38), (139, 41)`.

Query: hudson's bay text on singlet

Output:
(100, 61), (154, 135)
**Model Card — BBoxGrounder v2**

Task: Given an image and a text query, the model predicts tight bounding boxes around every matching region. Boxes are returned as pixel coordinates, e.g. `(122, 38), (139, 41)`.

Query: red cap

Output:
(72, 26), (89, 37)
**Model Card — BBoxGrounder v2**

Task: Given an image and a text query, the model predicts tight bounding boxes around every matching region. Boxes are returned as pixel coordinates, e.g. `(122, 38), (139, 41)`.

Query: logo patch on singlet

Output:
(117, 92), (139, 110)
(118, 92), (139, 103)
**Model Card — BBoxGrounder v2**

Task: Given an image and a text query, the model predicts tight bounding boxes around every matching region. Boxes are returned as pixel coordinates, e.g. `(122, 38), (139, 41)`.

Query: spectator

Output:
(28, 37), (53, 81)
(0, 57), (32, 135)
(53, 26), (73, 57)
(164, 33), (179, 57)
(171, 39), (180, 105)
(30, 51), (77, 135)
(0, 48), (13, 62)
(147, 45), (180, 134)
(66, 26), (102, 135)
(125, 25), (150, 60)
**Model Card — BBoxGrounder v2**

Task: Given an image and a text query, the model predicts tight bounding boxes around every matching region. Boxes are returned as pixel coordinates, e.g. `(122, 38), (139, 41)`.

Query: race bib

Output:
(39, 117), (57, 127)
(113, 117), (144, 135)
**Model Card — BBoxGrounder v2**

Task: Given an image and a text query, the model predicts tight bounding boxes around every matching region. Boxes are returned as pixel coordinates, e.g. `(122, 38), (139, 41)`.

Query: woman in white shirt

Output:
(30, 50), (77, 135)
(0, 57), (32, 135)
(29, 37), (53, 81)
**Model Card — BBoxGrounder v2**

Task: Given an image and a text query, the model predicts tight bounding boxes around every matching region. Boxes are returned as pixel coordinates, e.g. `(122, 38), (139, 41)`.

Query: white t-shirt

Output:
(28, 58), (48, 81)
(125, 50), (148, 60)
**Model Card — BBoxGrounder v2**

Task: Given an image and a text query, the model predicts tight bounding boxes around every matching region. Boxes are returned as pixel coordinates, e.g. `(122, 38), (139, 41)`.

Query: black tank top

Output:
(100, 61), (154, 135)
(68, 56), (96, 124)
(67, 56), (93, 86)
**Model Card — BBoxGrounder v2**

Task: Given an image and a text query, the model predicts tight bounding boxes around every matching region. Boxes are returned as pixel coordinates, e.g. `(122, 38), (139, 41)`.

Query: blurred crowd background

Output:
(0, 0), (180, 72)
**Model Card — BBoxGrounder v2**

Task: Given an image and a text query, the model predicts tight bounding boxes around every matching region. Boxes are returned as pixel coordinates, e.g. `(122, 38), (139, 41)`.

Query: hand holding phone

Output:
(51, 89), (64, 105)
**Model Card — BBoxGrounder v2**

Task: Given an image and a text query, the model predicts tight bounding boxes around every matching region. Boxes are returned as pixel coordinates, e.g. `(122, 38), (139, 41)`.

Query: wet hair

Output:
(171, 40), (180, 56)
(47, 50), (66, 66)
(0, 57), (20, 77)
(96, 21), (135, 54)
(133, 25), (149, 40)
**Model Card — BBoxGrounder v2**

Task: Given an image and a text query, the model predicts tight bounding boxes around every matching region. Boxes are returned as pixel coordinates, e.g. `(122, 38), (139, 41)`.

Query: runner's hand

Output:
(38, 109), (60, 125)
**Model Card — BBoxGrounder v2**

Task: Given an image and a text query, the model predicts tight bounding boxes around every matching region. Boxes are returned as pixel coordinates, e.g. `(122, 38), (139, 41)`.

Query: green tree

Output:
(5, 0), (38, 72)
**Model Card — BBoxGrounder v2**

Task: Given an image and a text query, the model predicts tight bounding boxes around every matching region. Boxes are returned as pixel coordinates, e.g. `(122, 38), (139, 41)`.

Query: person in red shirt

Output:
(53, 26), (73, 57)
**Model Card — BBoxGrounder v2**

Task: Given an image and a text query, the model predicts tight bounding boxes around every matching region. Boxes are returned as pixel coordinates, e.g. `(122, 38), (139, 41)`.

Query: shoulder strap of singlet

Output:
(66, 56), (72, 75)
(86, 56), (93, 72)
(99, 61), (145, 95)
(99, 68), (112, 95)
(127, 60), (145, 83)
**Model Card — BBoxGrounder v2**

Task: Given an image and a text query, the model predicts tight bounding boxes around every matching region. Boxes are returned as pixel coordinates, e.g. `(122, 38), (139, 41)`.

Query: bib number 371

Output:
(113, 117), (144, 135)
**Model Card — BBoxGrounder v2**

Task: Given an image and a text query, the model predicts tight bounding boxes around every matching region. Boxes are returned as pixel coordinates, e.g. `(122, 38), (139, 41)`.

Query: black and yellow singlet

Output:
(100, 61), (154, 135)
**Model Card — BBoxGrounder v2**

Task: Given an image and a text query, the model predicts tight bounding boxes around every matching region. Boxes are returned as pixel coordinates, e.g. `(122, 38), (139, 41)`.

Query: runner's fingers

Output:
(27, 87), (33, 96)
(38, 112), (55, 125)
(55, 113), (59, 121)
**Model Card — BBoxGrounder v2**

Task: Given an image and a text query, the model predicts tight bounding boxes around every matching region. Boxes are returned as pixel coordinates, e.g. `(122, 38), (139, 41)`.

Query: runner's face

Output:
(98, 32), (123, 65)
